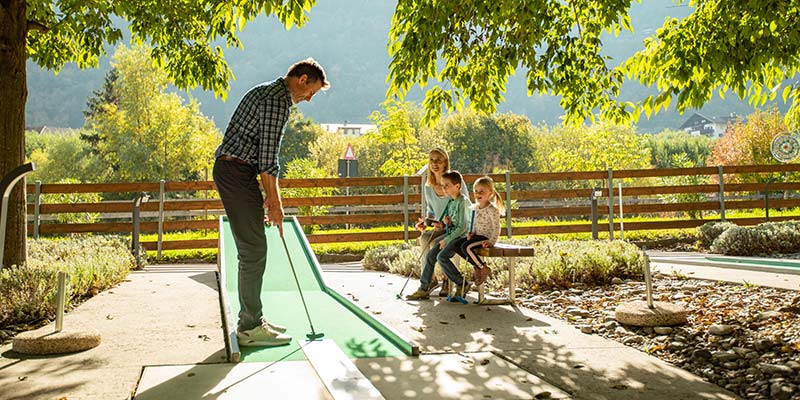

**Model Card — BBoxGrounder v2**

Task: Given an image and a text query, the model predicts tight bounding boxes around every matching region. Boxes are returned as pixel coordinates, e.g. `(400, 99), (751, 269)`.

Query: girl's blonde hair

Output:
(426, 148), (450, 186)
(474, 176), (506, 215)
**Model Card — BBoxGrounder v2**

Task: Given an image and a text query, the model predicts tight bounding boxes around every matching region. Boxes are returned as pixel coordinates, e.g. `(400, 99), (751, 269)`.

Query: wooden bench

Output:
(473, 243), (535, 305)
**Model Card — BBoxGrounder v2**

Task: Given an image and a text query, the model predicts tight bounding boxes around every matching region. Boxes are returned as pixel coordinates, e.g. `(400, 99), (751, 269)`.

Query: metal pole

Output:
(607, 168), (614, 240)
(55, 271), (67, 333)
(403, 175), (409, 242)
(618, 183), (625, 241)
(158, 180), (165, 260)
(132, 192), (149, 268)
(718, 165), (726, 221)
(0, 163), (36, 271)
(346, 161), (351, 230)
(643, 252), (654, 309)
(33, 180), (42, 239)
(505, 171), (512, 238)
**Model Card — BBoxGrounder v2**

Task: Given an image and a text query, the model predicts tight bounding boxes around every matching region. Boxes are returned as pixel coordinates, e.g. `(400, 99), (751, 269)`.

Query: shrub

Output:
(697, 221), (737, 248)
(0, 236), (134, 328)
(365, 237), (646, 291)
(711, 221), (800, 256)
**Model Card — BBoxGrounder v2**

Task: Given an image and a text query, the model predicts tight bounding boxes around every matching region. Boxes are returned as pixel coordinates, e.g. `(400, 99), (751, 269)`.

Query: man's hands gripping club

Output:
(261, 172), (284, 236)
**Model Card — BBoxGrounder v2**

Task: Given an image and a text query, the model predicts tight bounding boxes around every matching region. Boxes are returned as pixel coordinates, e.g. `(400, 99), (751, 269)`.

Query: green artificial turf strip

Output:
(221, 218), (407, 362)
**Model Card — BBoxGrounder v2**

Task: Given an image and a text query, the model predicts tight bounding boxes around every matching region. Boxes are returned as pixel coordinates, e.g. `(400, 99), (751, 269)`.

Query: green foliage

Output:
(309, 130), (352, 177)
(367, 100), (428, 176)
(438, 110), (538, 173)
(281, 158), (336, 233)
(534, 121), (651, 180)
(84, 44), (221, 182)
(388, 0), (633, 125)
(365, 238), (645, 290)
(710, 221), (800, 256)
(657, 153), (710, 219)
(40, 179), (102, 224)
(25, 129), (103, 183)
(623, 2), (800, 129)
(280, 109), (325, 172)
(1, 236), (134, 327)
(645, 129), (713, 168)
(696, 221), (737, 249)
(25, 0), (316, 96)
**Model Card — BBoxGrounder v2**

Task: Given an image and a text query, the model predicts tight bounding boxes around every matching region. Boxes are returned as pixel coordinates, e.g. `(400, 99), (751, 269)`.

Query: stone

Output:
(12, 329), (101, 355)
(712, 351), (739, 363)
(691, 349), (712, 360)
(709, 324), (735, 336)
(614, 301), (688, 327)
(579, 325), (594, 334)
(757, 311), (782, 321)
(654, 326), (674, 335)
(611, 277), (624, 285)
(786, 361), (800, 371)
(769, 383), (794, 400)
(758, 363), (794, 375)
(667, 341), (686, 351)
(754, 338), (774, 351)
(622, 336), (645, 345)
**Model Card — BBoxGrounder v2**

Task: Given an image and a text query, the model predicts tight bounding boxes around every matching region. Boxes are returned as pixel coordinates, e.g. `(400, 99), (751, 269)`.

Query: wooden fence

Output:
(25, 164), (800, 256)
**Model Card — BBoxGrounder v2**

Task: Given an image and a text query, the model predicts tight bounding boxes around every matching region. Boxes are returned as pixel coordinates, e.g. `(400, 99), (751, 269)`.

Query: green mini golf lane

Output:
(705, 256), (800, 270)
(221, 218), (408, 362)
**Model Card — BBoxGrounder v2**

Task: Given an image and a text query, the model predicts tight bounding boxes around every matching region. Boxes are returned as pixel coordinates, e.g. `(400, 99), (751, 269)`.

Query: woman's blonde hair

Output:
(426, 148), (450, 186)
(474, 176), (506, 215)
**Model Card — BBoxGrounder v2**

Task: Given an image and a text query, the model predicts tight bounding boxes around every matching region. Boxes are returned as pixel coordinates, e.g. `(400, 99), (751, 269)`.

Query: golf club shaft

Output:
(398, 232), (434, 297)
(280, 233), (318, 336)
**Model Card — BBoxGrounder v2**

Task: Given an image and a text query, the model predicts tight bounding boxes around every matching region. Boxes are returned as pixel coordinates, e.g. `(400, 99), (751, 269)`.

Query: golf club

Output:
(278, 227), (324, 341)
(396, 236), (432, 299)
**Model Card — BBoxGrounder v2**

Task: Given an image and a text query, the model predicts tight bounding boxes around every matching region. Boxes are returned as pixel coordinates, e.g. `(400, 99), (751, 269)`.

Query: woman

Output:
(414, 148), (469, 297)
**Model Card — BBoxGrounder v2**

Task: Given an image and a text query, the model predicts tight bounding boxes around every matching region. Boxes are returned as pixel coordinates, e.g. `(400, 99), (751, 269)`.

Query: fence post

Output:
(607, 168), (615, 240)
(33, 180), (42, 239)
(717, 165), (726, 221)
(590, 188), (600, 240)
(403, 175), (409, 242)
(158, 179), (165, 260)
(505, 171), (512, 238)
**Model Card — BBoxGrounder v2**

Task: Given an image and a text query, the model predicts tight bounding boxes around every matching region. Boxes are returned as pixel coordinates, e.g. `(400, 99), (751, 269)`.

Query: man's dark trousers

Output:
(213, 158), (267, 332)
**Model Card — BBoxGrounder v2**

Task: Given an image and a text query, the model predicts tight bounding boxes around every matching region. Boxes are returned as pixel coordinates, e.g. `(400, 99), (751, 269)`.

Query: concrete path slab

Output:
(134, 360), (331, 400)
(0, 264), (226, 400)
(354, 352), (571, 399)
(324, 264), (739, 400)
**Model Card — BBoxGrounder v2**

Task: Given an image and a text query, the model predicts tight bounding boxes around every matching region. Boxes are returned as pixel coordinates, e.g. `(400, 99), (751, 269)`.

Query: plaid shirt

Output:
(214, 77), (292, 176)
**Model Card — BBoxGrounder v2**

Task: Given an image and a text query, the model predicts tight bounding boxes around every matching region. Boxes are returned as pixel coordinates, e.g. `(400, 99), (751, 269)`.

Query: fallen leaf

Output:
(18, 376), (27, 381)
(479, 359), (490, 366)
(106, 315), (114, 320)
(187, 372), (196, 377)
(459, 314), (466, 319)
(439, 321), (449, 325)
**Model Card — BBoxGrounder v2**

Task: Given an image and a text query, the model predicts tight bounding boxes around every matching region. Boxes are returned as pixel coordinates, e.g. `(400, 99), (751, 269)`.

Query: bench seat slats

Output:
(476, 243), (535, 257)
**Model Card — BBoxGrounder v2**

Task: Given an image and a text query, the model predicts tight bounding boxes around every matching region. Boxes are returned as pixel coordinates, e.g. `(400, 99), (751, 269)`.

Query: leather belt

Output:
(218, 155), (250, 165)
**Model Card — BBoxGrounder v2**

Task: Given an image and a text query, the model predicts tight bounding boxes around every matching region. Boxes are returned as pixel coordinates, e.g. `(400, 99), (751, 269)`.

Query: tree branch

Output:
(27, 20), (49, 32)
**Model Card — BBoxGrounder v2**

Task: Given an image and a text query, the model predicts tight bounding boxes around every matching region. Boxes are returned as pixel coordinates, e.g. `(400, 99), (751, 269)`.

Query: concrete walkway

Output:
(5, 252), (791, 399)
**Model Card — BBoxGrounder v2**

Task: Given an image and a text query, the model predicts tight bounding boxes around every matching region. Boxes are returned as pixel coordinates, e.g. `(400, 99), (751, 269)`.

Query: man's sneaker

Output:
(437, 280), (450, 297)
(261, 317), (287, 333)
(425, 278), (440, 296)
(237, 323), (291, 347)
(405, 289), (430, 300)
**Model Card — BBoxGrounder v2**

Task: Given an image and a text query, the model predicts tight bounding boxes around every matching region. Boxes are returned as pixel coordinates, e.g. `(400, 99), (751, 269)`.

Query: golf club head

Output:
(306, 332), (325, 341)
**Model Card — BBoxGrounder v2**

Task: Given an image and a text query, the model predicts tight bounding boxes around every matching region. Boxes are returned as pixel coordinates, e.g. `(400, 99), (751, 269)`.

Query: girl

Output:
(407, 170), (471, 301)
(456, 176), (505, 285)
(415, 148), (468, 296)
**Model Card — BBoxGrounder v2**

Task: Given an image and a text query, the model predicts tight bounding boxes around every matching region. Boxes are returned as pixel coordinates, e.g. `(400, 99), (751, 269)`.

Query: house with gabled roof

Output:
(678, 113), (739, 138)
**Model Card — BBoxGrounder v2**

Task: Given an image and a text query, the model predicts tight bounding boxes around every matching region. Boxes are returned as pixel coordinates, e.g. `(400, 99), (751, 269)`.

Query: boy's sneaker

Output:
(237, 322), (291, 347)
(406, 279), (438, 300)
(405, 289), (430, 300)
(437, 280), (450, 297)
(447, 282), (470, 304)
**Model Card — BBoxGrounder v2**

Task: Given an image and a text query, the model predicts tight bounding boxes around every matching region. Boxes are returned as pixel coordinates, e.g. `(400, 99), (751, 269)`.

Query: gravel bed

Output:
(515, 274), (800, 400)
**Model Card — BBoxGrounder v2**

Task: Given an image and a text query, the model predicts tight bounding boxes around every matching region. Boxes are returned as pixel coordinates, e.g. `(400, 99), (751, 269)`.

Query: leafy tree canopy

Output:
(387, 0), (800, 128)
(25, 0), (316, 97)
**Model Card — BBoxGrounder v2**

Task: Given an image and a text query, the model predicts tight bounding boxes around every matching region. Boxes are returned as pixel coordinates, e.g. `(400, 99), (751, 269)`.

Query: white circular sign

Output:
(770, 133), (800, 163)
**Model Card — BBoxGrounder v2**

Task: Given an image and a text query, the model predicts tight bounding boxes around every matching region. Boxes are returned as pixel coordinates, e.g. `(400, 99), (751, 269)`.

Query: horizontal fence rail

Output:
(24, 163), (800, 256)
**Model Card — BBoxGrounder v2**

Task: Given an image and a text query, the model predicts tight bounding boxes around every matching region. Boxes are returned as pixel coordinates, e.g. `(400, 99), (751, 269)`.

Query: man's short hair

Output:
(287, 58), (330, 90)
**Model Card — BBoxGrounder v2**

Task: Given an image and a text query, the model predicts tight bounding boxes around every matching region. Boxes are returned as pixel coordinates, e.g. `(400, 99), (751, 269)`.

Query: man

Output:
(213, 58), (329, 347)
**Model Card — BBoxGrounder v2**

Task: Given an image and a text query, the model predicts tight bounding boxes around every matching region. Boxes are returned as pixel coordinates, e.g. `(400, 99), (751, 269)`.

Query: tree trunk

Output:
(0, 0), (28, 268)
